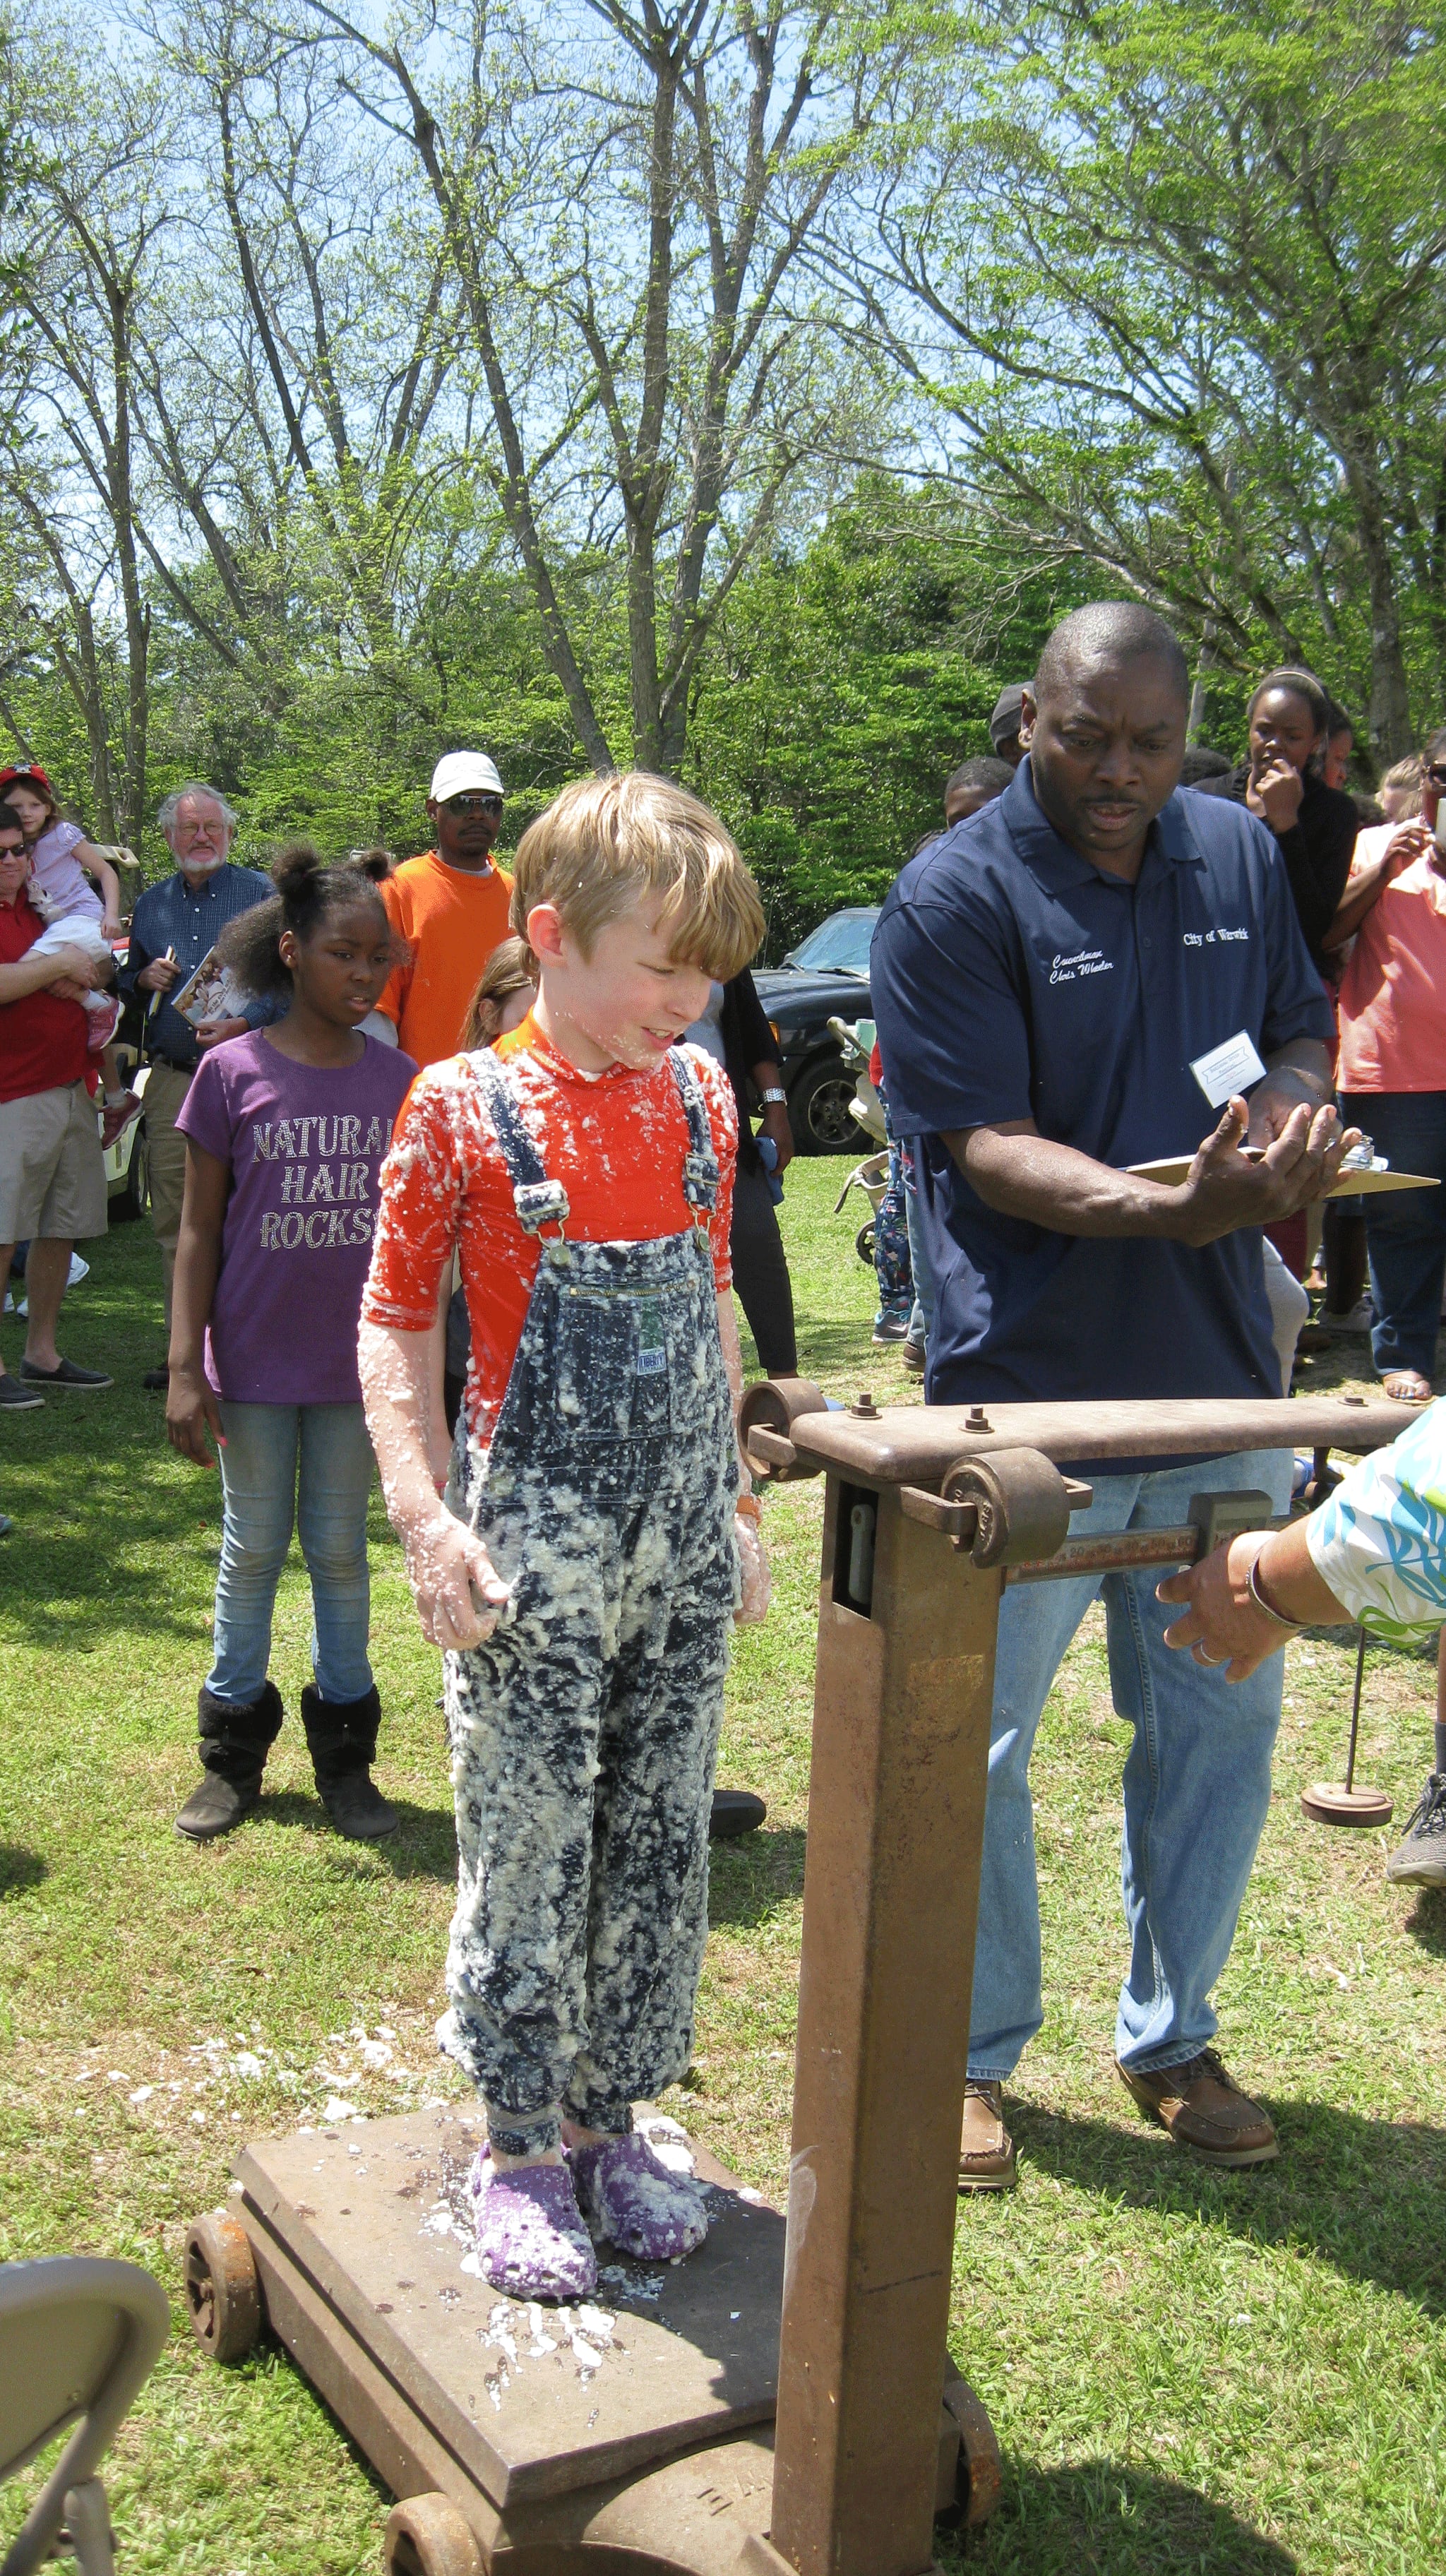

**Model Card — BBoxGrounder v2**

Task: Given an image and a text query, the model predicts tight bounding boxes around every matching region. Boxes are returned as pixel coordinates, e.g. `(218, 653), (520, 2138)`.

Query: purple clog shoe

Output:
(571, 2132), (710, 2262)
(470, 2147), (598, 2301)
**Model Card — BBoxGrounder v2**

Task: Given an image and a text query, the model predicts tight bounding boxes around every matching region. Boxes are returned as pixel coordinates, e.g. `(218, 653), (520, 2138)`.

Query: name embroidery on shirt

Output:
(1049, 948), (1113, 984)
(1183, 929), (1250, 946)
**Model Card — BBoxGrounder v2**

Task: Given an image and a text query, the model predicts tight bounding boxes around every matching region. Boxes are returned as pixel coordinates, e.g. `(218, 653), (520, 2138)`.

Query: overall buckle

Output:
(682, 1150), (718, 1213)
(513, 1179), (570, 1236)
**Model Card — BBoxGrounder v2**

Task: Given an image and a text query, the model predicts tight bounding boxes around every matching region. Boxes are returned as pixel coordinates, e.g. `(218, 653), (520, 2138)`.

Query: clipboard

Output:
(1128, 1154), (1439, 1198)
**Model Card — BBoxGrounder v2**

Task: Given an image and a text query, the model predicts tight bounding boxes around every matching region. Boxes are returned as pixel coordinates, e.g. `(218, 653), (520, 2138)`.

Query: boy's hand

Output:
(734, 1508), (771, 1624)
(401, 1503), (510, 1649)
(167, 1364), (224, 1467)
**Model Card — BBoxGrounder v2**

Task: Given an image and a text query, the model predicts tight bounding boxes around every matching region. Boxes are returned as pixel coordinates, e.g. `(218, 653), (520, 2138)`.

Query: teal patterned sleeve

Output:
(1305, 1400), (1446, 1645)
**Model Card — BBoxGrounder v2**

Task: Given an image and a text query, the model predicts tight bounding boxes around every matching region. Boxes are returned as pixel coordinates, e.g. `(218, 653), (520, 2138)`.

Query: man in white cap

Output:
(375, 753), (513, 1067)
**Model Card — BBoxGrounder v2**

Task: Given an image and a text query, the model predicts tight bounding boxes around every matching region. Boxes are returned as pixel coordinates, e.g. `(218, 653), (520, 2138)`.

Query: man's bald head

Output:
(1033, 603), (1189, 710)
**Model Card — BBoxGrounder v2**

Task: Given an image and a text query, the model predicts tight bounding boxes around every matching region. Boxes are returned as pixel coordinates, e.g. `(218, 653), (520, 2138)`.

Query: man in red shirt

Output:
(0, 806), (114, 1405)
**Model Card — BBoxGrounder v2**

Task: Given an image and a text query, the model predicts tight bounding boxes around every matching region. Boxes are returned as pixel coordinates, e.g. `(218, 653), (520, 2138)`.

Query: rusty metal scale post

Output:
(739, 1382), (1414, 2576)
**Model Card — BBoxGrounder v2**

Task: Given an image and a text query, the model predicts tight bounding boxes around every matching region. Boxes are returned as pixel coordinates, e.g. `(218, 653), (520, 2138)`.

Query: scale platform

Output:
(191, 2106), (974, 2571)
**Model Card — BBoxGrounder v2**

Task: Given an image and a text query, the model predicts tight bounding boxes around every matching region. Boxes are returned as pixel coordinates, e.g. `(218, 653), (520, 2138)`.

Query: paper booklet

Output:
(167, 946), (250, 1030)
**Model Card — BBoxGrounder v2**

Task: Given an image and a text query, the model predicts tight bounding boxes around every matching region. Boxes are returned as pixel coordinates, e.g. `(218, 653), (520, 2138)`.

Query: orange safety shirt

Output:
(377, 849), (514, 1068)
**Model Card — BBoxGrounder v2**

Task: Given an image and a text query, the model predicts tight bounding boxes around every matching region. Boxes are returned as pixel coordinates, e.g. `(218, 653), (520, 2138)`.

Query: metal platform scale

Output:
(184, 1389), (1411, 2576)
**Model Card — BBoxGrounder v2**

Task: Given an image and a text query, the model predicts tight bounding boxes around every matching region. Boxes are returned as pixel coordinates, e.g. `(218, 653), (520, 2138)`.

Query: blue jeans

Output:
(208, 1402), (376, 1707)
(968, 1447), (1291, 2079)
(1340, 1092), (1446, 1380)
(902, 1147), (934, 1347)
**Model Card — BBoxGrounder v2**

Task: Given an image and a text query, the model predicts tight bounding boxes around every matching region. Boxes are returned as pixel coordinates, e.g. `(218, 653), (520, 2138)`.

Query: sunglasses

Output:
(1425, 762), (1446, 789)
(444, 792), (503, 816)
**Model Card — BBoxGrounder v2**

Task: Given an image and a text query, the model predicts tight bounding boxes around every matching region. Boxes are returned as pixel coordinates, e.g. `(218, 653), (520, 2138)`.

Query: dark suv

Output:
(753, 907), (880, 1153)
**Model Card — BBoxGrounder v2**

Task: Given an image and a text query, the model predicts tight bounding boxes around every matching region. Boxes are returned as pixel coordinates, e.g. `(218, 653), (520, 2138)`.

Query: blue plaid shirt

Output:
(119, 864), (282, 1068)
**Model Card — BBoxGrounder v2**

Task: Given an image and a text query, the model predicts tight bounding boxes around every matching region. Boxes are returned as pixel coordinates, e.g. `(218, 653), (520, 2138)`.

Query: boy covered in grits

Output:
(360, 773), (772, 2302)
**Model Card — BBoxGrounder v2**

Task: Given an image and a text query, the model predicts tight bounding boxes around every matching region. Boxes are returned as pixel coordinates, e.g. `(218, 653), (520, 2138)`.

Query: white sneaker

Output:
(1330, 1296), (1375, 1333)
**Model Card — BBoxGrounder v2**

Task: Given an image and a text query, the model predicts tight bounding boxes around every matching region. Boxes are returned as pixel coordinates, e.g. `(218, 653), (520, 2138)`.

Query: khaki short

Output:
(0, 1081), (109, 1246)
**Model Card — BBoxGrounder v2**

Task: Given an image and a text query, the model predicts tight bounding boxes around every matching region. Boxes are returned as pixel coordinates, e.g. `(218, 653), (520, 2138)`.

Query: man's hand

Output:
(167, 1363), (225, 1467)
(399, 1503), (511, 1650)
(47, 974), (97, 1006)
(196, 1015), (250, 1050)
(40, 942), (104, 990)
(100, 1091), (141, 1150)
(758, 1099), (794, 1174)
(1246, 758), (1305, 833)
(136, 954), (180, 994)
(1171, 1095), (1358, 1244)
(734, 1511), (771, 1623)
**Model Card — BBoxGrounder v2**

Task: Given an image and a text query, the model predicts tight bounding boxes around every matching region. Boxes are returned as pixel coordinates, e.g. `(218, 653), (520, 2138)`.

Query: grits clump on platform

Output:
(361, 773), (772, 2303)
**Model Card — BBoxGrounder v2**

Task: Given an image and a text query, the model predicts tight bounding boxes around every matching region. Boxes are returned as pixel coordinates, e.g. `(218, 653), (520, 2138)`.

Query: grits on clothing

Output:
(365, 1025), (739, 2159)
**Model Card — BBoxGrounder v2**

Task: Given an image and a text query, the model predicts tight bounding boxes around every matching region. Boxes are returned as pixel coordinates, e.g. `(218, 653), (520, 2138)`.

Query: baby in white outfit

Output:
(26, 900), (121, 1051)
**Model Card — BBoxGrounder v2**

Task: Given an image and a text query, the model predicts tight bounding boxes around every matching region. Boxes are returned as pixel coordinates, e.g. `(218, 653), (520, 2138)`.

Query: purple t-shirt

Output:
(176, 1030), (417, 1404)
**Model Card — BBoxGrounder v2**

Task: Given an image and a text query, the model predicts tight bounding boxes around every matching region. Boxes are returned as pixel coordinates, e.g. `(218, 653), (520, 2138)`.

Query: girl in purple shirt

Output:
(167, 843), (415, 1846)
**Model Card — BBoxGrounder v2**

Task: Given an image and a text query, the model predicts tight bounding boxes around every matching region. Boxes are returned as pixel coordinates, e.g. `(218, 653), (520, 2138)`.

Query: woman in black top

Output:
(1193, 666), (1358, 975)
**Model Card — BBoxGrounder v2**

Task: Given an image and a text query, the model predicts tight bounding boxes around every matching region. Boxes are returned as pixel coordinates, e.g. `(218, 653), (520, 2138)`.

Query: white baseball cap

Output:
(429, 751), (503, 803)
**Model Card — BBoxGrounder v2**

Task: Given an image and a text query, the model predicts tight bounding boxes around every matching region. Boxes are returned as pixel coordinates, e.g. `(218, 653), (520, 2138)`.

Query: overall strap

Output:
(667, 1047), (719, 1219)
(467, 1047), (570, 1238)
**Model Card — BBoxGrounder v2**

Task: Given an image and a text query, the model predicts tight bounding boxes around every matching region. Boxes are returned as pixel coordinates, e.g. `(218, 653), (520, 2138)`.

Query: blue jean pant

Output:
(903, 1147), (934, 1346)
(968, 1447), (1291, 2079)
(1339, 1091), (1446, 1381)
(207, 1402), (375, 1707)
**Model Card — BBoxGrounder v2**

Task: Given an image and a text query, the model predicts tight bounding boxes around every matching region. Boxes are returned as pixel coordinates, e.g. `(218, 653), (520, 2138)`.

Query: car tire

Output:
(790, 1054), (859, 1155)
(110, 1117), (150, 1222)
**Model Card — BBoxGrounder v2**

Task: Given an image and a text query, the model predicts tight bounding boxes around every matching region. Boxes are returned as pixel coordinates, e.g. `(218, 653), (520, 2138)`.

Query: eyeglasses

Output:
(443, 793), (503, 816)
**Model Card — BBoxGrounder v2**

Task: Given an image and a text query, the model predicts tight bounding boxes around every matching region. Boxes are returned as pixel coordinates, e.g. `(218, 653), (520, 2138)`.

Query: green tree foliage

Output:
(688, 486), (1074, 948)
(847, 0), (1446, 762)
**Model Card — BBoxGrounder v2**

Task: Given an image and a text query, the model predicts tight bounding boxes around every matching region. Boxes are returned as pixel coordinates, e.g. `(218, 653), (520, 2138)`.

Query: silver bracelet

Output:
(1247, 1548), (1301, 1635)
(760, 1087), (787, 1105)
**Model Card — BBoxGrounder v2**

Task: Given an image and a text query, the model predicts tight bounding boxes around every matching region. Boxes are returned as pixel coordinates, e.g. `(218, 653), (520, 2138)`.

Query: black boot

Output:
(176, 1680), (285, 1842)
(301, 1683), (398, 1841)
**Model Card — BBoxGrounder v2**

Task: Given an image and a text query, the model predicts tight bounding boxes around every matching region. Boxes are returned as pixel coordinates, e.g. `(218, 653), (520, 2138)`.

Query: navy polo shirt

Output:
(871, 762), (1333, 1411)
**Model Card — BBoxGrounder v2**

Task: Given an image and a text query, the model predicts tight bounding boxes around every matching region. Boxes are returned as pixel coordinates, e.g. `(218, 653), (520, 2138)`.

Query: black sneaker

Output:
(1385, 1772), (1446, 1886)
(0, 1375), (42, 1410)
(143, 1365), (169, 1391)
(18, 1357), (112, 1391)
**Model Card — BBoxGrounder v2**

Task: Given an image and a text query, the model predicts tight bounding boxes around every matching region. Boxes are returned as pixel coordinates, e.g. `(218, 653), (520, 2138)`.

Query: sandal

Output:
(1382, 1371), (1433, 1404)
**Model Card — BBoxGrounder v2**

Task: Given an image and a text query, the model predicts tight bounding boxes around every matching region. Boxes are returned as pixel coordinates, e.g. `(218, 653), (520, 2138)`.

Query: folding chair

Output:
(1, 2257), (169, 2575)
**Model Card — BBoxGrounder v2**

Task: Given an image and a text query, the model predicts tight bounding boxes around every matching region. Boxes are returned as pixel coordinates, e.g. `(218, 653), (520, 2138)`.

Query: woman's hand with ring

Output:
(1158, 1532), (1289, 1682)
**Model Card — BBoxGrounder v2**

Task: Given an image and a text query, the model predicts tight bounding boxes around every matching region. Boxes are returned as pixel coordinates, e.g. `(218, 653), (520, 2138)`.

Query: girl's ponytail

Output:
(218, 838), (397, 996)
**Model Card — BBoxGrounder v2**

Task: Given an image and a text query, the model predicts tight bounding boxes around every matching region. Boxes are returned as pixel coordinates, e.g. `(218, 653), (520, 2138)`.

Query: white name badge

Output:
(1190, 1030), (1267, 1109)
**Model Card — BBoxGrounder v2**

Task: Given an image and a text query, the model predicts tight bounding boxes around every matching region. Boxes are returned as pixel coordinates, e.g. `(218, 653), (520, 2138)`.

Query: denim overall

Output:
(438, 1046), (738, 2157)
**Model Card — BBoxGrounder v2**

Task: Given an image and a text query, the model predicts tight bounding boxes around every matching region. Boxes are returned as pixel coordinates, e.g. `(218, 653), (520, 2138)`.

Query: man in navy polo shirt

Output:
(873, 604), (1351, 2186)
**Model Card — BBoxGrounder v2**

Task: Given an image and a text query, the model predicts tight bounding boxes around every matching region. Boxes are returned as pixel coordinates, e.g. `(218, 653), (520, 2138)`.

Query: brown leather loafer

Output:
(1116, 2048), (1279, 2166)
(959, 2078), (1017, 2191)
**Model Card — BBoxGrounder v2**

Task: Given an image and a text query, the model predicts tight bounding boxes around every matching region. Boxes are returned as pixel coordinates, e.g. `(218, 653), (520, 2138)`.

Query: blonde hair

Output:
(1381, 754), (1423, 797)
(461, 934), (537, 1049)
(509, 772), (763, 979)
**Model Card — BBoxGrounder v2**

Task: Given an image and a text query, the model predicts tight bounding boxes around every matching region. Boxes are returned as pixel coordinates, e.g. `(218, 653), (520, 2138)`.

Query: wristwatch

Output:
(760, 1087), (787, 1104)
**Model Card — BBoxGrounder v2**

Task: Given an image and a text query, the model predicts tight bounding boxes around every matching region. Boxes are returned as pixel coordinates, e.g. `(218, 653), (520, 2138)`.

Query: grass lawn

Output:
(2, 1157), (1445, 2573)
